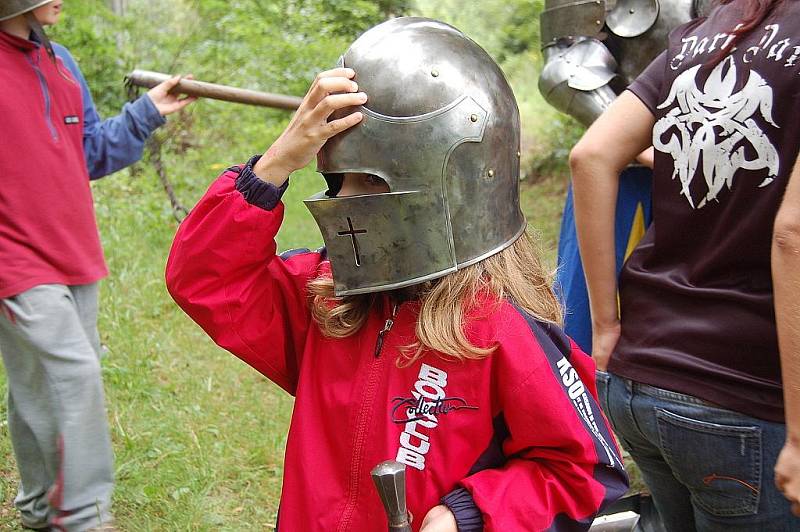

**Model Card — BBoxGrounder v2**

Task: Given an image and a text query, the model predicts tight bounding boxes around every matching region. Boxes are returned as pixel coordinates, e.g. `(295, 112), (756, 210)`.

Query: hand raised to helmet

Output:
(253, 68), (367, 186)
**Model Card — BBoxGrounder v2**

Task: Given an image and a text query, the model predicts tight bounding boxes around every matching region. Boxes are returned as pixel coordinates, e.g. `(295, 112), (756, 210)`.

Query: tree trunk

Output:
(108, 0), (127, 15)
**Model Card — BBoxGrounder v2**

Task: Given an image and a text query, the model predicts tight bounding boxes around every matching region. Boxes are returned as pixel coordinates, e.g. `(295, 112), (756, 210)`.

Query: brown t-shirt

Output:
(614, 0), (800, 422)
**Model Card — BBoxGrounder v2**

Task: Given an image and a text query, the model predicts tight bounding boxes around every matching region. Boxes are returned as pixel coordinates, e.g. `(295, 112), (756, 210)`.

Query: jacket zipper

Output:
(26, 50), (59, 142)
(337, 303), (398, 530)
(374, 303), (398, 358)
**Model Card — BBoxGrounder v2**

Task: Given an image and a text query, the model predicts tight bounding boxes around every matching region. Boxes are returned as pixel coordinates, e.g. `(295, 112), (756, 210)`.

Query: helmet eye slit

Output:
(365, 174), (389, 189)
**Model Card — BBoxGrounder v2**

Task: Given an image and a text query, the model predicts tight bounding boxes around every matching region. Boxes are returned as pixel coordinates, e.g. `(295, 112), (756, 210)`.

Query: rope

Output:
(126, 81), (188, 222)
(147, 134), (189, 223)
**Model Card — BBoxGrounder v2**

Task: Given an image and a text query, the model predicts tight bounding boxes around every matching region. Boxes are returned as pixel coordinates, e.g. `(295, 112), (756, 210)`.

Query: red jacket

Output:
(166, 164), (628, 531)
(0, 31), (106, 297)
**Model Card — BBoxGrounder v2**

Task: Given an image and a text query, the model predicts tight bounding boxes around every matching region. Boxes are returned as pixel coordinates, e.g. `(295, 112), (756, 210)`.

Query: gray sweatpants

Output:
(0, 283), (113, 531)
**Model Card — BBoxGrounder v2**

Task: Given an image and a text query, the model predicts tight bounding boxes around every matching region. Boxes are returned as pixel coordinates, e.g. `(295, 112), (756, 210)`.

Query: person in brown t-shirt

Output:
(570, 0), (800, 528)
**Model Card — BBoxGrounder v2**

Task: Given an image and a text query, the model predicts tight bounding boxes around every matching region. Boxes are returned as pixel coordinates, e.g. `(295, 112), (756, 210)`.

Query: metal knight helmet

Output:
(0, 0), (52, 21)
(308, 17), (525, 296)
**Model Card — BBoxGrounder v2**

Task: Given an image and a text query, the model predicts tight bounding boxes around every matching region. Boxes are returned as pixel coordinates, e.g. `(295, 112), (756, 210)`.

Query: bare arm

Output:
(569, 91), (655, 369)
(636, 147), (655, 169)
(773, 155), (800, 514)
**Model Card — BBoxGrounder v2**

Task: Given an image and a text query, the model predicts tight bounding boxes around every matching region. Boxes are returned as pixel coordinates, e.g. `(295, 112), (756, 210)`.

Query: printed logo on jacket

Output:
(393, 364), (478, 471)
(556, 357), (621, 468)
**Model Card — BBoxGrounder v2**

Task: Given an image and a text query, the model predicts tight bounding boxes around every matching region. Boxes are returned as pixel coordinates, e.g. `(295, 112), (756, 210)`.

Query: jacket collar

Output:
(0, 30), (39, 52)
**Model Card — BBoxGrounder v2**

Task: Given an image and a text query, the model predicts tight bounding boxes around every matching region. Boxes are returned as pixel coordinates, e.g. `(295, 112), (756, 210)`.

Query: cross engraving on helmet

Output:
(337, 217), (368, 267)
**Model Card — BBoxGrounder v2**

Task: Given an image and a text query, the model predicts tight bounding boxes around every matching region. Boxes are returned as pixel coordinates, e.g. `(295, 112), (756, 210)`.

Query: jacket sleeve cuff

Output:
(441, 488), (484, 531)
(235, 155), (289, 211)
(134, 94), (167, 132)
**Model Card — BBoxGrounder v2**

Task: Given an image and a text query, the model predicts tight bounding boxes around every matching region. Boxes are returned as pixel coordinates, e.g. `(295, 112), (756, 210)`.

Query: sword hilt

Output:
(371, 460), (412, 532)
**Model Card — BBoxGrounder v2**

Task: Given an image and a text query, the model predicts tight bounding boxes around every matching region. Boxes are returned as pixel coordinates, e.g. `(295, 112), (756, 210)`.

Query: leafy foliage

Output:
(48, 0), (126, 117)
(499, 0), (544, 61)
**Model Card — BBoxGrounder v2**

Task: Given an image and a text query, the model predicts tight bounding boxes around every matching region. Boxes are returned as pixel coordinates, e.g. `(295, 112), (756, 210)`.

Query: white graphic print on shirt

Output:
(652, 22), (800, 209)
(654, 56), (778, 209)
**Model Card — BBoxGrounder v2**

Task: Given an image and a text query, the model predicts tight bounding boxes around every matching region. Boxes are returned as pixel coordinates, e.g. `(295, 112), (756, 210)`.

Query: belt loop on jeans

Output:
(623, 375), (633, 393)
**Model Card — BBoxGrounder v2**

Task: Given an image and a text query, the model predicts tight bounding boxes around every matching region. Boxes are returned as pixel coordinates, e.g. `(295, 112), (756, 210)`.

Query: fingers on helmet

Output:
(312, 92), (366, 121)
(306, 76), (359, 108)
(315, 67), (355, 81)
(323, 112), (363, 139)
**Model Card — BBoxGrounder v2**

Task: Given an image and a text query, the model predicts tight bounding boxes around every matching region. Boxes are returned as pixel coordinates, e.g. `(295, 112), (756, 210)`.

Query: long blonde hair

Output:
(307, 230), (562, 366)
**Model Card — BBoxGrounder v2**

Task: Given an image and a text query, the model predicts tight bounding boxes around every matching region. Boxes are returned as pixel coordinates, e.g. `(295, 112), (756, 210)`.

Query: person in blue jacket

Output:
(54, 29), (194, 179)
(0, 1), (193, 530)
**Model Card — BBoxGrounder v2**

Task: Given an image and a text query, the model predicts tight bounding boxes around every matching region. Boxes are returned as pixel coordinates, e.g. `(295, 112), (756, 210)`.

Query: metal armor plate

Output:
(539, 39), (619, 125)
(607, 0), (660, 38)
(541, 0), (606, 47)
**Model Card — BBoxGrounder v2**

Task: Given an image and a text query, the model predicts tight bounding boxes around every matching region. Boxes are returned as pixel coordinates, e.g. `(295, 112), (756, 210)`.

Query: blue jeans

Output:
(597, 371), (799, 532)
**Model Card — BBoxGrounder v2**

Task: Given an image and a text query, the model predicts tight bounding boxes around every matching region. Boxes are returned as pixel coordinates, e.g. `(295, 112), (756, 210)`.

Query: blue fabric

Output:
(235, 155), (290, 211)
(442, 487), (484, 531)
(554, 166), (653, 353)
(597, 371), (799, 531)
(53, 43), (165, 180)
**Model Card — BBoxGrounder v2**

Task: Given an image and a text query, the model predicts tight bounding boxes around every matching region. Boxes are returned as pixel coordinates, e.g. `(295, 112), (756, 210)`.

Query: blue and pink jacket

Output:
(0, 30), (164, 298)
(165, 160), (629, 531)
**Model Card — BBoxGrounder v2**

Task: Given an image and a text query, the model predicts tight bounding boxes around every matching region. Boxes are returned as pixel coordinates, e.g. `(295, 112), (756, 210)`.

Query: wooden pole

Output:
(125, 69), (303, 111)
